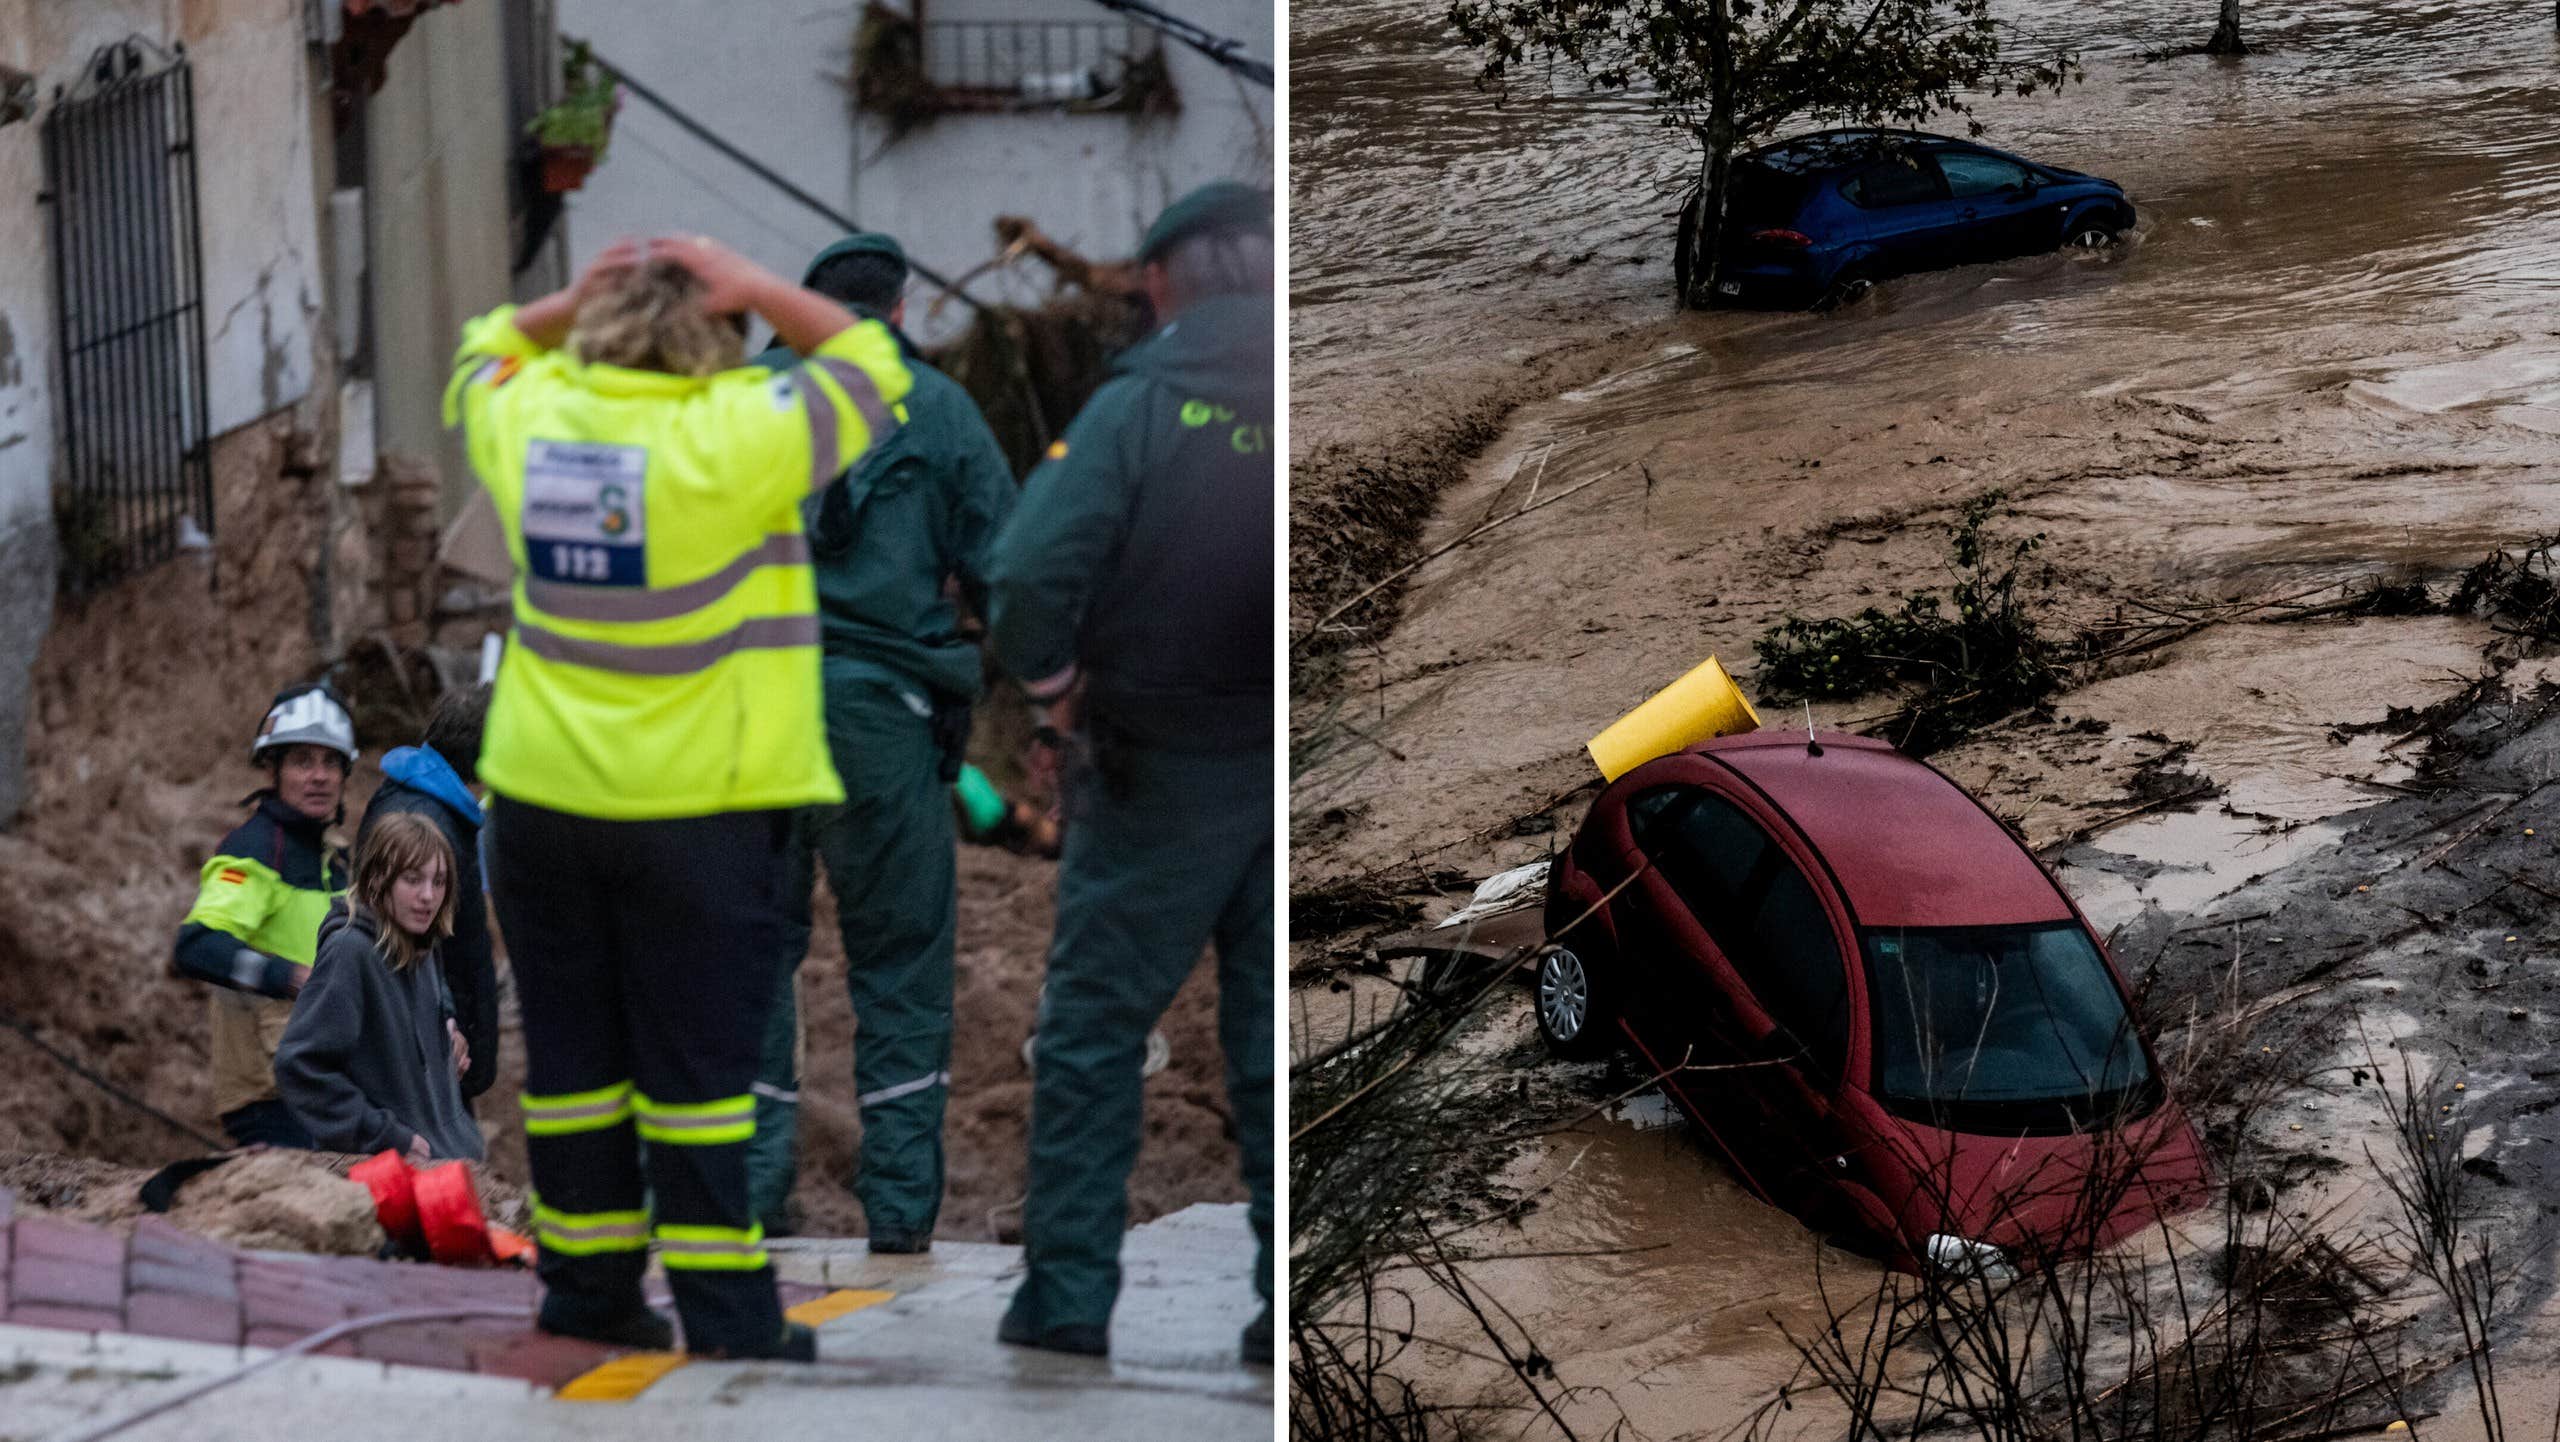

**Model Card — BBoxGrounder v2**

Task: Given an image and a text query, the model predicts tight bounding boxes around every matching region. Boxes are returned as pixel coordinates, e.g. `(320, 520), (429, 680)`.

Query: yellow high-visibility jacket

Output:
(444, 306), (912, 820)
(172, 794), (346, 1116)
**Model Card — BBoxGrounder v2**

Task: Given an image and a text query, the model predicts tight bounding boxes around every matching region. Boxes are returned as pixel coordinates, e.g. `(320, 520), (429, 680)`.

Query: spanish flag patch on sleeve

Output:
(217, 868), (247, 885)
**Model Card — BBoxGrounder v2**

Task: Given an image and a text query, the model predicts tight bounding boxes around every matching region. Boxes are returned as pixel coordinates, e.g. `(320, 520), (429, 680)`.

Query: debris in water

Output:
(1435, 861), (1552, 931)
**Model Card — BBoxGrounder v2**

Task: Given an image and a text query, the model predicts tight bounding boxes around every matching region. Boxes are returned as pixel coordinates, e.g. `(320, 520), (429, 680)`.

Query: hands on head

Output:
(529, 233), (856, 358)
(644, 234), (775, 315)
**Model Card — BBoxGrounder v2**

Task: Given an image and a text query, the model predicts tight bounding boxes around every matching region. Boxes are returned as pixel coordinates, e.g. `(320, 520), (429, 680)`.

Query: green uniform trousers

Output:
(749, 671), (958, 1239)
(1003, 742), (1274, 1333)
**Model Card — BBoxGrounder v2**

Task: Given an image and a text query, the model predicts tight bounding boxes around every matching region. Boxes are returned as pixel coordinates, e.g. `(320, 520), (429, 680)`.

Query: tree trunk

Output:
(1679, 0), (1739, 310)
(1677, 138), (1736, 310)
(2206, 0), (2245, 55)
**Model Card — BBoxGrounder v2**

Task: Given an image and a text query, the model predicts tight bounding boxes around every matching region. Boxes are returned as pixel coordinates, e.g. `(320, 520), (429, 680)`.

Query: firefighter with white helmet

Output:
(171, 681), (355, 1148)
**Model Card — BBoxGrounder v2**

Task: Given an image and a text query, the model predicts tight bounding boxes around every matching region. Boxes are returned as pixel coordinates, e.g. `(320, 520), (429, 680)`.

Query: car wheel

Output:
(2064, 221), (2122, 250)
(1535, 941), (1616, 1058)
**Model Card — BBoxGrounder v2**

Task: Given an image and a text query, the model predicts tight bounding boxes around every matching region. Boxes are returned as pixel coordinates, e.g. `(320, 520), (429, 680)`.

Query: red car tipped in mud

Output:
(1538, 730), (2208, 1274)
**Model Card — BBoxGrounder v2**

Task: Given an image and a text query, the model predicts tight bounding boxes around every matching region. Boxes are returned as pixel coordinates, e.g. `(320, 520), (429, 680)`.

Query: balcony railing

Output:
(919, 20), (1161, 110)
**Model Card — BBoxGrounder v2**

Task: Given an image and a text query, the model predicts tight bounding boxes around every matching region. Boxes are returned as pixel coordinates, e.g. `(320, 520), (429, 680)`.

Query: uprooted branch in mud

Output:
(1445, 0), (2080, 306)
(1753, 505), (2560, 758)
(1754, 488), (2072, 754)
(2446, 533), (2560, 643)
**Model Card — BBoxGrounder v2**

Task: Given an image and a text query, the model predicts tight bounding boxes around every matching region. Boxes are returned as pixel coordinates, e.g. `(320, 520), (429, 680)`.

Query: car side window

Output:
(1842, 156), (1944, 208)
(1628, 786), (1851, 1077)
(1936, 150), (2033, 199)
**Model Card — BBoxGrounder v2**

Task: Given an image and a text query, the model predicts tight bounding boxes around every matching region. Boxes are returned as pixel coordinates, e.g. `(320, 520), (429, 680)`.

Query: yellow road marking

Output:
(552, 1290), (893, 1401)
(787, 1288), (895, 1327)
(555, 1350), (691, 1402)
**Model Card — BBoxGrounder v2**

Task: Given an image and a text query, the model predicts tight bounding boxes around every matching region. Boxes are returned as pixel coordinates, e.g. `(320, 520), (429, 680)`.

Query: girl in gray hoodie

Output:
(275, 812), (484, 1161)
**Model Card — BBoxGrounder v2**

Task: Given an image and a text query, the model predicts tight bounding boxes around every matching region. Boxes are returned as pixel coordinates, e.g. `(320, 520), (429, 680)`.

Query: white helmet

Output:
(252, 683), (357, 767)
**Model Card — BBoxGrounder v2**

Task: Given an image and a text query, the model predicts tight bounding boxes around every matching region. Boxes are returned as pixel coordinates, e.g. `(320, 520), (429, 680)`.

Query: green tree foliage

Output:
(1446, 0), (2079, 306)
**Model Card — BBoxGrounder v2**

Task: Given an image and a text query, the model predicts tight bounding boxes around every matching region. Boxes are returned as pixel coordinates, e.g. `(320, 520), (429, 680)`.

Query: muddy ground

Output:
(0, 423), (1243, 1250)
(1292, 0), (2560, 1432)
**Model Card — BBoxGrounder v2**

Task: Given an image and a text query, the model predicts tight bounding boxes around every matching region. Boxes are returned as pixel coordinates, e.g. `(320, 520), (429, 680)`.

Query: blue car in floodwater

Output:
(1681, 129), (2137, 310)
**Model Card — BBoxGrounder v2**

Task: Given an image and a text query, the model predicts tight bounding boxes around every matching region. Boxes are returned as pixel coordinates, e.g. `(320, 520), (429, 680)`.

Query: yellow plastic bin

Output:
(1586, 655), (1762, 781)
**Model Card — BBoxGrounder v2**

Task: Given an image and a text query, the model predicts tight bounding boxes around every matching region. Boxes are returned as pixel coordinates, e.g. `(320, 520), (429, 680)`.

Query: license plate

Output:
(1717, 280), (1742, 295)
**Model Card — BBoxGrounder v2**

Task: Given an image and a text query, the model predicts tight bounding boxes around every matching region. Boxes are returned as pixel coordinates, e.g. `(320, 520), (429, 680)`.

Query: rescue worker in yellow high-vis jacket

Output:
(171, 682), (355, 1149)
(444, 235), (910, 1361)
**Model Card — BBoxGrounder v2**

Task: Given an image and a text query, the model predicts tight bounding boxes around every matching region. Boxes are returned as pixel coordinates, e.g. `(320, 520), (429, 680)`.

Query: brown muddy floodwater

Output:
(1384, 1024), (1874, 1439)
(1294, 0), (2560, 1432)
(1294, 0), (2560, 875)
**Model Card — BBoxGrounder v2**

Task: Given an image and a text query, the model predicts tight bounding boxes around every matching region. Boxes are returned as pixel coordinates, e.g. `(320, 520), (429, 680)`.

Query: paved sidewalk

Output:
(0, 1195), (1270, 1440)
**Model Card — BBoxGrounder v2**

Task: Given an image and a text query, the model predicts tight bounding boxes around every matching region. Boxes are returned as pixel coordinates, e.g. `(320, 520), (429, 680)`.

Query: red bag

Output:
(349, 1150), (421, 1248)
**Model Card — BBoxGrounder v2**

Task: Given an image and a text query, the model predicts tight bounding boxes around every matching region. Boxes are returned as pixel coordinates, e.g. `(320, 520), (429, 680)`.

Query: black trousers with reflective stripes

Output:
(489, 797), (791, 1355)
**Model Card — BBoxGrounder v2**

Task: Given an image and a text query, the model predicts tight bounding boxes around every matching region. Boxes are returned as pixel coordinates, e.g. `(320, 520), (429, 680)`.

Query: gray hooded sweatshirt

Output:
(274, 904), (485, 1161)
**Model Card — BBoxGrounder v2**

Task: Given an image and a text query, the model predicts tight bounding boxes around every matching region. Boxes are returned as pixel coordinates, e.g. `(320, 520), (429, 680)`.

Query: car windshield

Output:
(1863, 922), (2154, 1132)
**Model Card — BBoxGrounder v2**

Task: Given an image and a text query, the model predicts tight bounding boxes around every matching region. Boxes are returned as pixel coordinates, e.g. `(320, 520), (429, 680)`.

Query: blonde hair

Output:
(569, 258), (745, 376)
(354, 812), (455, 971)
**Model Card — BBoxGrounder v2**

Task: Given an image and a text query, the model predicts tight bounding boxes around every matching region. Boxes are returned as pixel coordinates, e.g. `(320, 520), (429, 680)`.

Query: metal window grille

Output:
(921, 20), (1145, 106)
(39, 41), (212, 594)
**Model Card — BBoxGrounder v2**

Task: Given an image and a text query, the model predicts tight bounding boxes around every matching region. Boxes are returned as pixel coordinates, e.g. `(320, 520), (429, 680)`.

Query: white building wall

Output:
(185, 0), (323, 431)
(560, 0), (1271, 342)
(0, 0), (322, 823)
(552, 0), (864, 305)
(365, 0), (517, 513)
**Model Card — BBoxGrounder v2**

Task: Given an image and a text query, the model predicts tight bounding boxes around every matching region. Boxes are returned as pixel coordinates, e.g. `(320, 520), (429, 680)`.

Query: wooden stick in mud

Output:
(2407, 792), (2521, 872)
(1293, 464), (1631, 651)
(2084, 579), (2346, 666)
(2051, 784), (2222, 849)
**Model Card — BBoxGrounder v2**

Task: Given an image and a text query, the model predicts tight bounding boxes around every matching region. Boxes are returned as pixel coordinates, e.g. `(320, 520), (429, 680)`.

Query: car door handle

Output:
(1960, 208), (1977, 219)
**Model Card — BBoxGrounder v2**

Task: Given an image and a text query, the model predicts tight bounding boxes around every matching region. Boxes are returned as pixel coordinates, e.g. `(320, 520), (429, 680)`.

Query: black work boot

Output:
(1241, 1305), (1273, 1368)
(997, 1294), (1107, 1357)
(867, 1229), (931, 1255)
(538, 1292), (676, 1351)
(696, 1321), (817, 1362)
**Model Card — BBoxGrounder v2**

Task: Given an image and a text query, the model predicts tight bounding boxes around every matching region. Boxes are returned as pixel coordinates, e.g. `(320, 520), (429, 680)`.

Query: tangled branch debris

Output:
(922, 220), (1150, 478)
(2446, 533), (2560, 640)
(1754, 489), (2070, 754)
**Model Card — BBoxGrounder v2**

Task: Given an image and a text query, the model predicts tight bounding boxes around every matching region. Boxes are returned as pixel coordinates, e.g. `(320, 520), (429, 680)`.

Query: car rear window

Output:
(1842, 157), (1943, 208)
(1862, 921), (2153, 1132)
(1724, 162), (1812, 227)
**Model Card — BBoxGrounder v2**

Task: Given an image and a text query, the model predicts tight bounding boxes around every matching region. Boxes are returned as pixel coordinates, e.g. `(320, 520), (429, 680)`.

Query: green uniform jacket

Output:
(983, 295), (1274, 753)
(753, 334), (1015, 701)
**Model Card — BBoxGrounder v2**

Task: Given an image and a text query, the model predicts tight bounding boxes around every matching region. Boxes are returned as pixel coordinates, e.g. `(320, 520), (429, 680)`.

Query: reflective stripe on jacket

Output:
(179, 794), (345, 971)
(176, 793), (346, 1114)
(444, 306), (913, 820)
